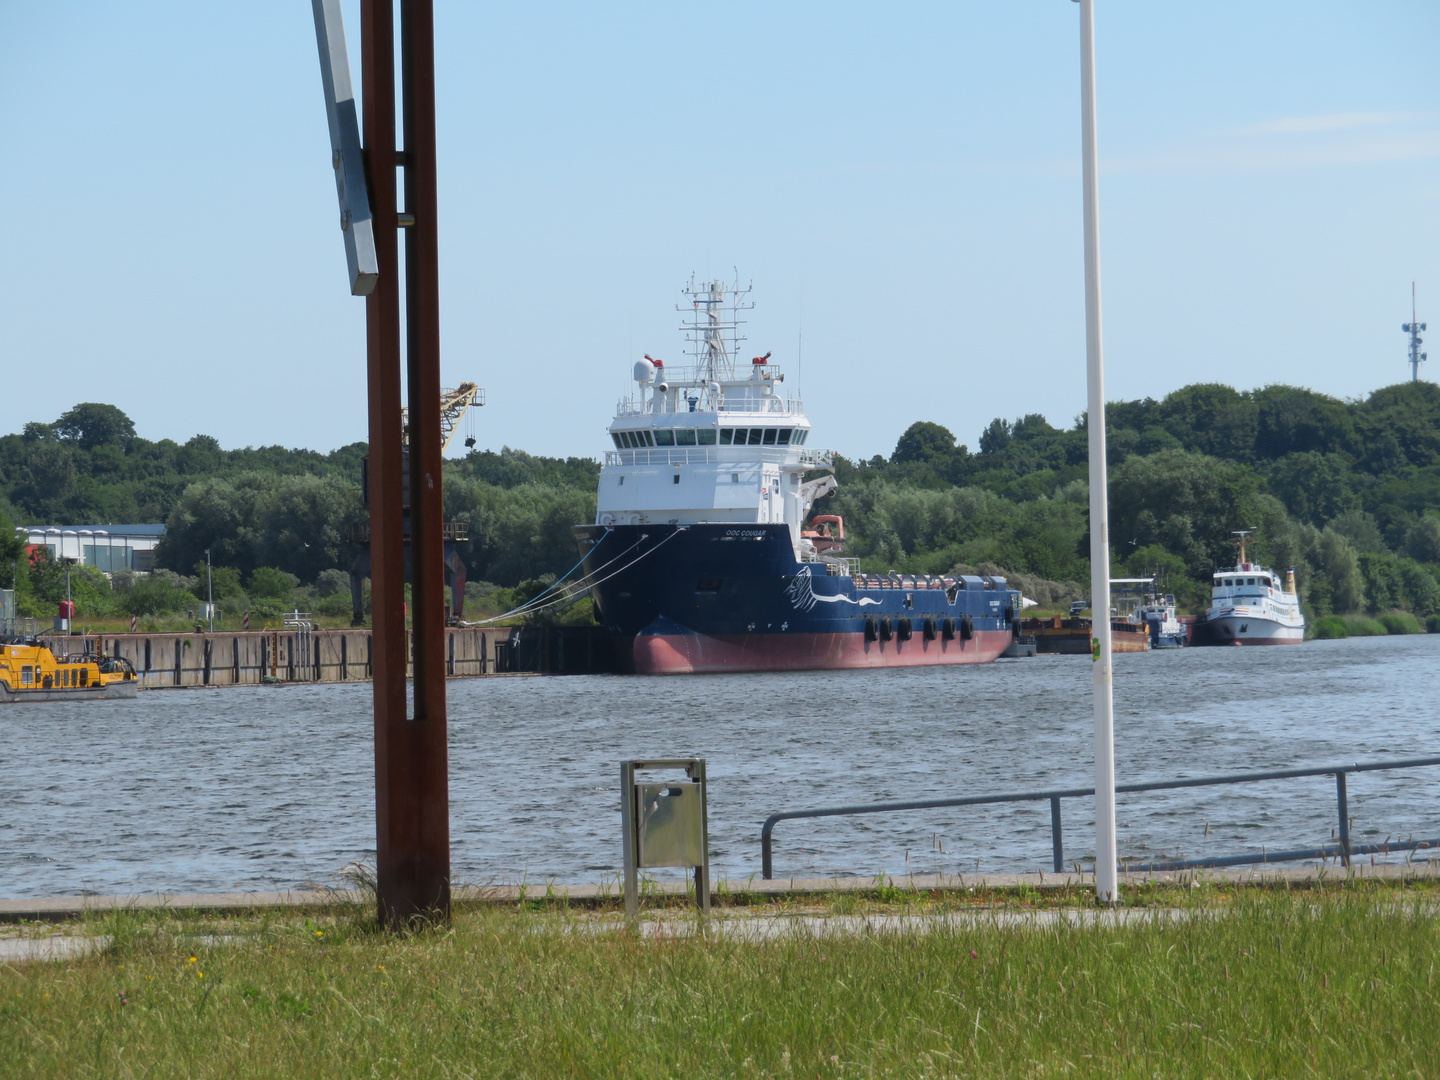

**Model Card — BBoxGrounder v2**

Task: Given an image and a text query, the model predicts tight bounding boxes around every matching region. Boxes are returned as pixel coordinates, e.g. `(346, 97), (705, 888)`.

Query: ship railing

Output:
(758, 754), (1440, 880)
(613, 395), (806, 417)
(798, 551), (859, 576)
(604, 447), (834, 468)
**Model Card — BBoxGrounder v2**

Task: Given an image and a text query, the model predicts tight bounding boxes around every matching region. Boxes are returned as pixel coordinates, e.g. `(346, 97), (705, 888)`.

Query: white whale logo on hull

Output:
(785, 565), (881, 613)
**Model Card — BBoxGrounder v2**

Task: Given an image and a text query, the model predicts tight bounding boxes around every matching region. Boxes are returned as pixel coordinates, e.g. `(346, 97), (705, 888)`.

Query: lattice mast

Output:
(678, 274), (753, 384)
(1404, 282), (1427, 383)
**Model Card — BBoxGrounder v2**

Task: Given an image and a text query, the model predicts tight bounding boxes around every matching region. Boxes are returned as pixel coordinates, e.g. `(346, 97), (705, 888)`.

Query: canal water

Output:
(3, 635), (1438, 898)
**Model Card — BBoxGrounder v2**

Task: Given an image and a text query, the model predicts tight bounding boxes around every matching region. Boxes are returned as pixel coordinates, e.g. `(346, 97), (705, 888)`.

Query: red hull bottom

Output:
(631, 629), (1013, 675)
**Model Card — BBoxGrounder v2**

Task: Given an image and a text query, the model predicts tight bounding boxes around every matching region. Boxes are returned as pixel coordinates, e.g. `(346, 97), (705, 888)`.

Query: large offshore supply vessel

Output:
(573, 280), (1020, 674)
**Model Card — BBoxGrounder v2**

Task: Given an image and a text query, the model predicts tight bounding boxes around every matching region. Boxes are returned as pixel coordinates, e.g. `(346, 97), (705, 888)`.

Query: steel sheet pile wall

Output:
(49, 629), (511, 688)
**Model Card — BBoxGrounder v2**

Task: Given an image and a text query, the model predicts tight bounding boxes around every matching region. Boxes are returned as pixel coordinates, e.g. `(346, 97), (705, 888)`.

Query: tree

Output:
(1108, 450), (1266, 575)
(978, 418), (1011, 455)
(248, 566), (299, 599)
(0, 505), (25, 588)
(1156, 384), (1258, 461)
(891, 421), (958, 466)
(52, 403), (136, 449)
(1251, 385), (1358, 461)
(1264, 452), (1360, 525)
(1403, 513), (1440, 565)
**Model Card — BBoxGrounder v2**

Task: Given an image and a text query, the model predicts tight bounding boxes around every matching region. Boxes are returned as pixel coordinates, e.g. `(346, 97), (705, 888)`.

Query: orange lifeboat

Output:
(802, 515), (845, 555)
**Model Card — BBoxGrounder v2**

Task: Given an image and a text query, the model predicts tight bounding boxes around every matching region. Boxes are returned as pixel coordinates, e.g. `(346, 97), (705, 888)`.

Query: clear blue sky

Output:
(2, 2), (1436, 462)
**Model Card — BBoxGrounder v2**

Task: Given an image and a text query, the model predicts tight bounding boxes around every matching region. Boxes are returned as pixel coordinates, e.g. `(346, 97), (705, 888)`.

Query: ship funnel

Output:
(1285, 568), (1296, 594)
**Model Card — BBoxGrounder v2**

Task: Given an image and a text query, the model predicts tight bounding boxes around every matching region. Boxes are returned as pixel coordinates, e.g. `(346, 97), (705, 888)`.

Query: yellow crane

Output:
(401, 381), (484, 454)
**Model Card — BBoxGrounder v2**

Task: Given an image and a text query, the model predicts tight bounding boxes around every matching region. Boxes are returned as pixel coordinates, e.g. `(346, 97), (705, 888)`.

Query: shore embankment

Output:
(40, 624), (618, 686)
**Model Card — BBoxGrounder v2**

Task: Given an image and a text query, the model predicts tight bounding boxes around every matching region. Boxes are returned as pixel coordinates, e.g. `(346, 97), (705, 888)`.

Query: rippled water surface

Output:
(3, 635), (1438, 897)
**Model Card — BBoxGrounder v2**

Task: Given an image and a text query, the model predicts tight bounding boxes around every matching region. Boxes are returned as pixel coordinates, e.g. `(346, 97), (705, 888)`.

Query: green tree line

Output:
(1, 383), (1437, 623)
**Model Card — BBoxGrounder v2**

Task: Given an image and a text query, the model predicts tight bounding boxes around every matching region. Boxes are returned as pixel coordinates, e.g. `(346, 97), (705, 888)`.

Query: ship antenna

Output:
(1404, 281), (1427, 383)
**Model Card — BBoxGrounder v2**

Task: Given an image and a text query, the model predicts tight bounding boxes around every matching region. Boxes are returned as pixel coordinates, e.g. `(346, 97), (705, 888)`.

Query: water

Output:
(3, 635), (1438, 898)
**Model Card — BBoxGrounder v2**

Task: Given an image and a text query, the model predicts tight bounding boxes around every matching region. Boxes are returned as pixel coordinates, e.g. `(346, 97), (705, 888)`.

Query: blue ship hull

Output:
(573, 523), (1020, 674)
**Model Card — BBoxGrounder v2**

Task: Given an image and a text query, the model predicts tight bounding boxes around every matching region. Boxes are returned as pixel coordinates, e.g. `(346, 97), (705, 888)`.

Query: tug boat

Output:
(1190, 530), (1305, 646)
(572, 278), (1021, 674)
(1115, 577), (1186, 649)
(0, 640), (139, 702)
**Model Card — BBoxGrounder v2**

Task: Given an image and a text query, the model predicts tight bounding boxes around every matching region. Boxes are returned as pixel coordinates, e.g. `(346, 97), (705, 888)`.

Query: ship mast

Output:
(1233, 528), (1253, 566)
(680, 273), (752, 386)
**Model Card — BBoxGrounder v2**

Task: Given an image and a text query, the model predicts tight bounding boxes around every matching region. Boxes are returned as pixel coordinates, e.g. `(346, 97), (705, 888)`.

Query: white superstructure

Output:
(596, 278), (840, 561)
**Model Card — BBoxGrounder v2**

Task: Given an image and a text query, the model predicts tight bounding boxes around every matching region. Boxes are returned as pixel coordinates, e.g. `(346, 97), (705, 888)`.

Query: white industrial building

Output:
(15, 524), (165, 573)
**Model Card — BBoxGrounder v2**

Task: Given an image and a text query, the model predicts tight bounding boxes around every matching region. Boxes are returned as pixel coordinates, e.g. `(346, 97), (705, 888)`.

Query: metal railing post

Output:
(761, 817), (775, 880)
(1050, 796), (1064, 874)
(1336, 771), (1352, 868)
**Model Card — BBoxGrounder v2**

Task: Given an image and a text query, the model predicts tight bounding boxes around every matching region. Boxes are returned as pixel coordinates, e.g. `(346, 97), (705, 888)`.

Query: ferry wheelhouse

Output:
(573, 279), (1021, 674)
(1193, 531), (1304, 646)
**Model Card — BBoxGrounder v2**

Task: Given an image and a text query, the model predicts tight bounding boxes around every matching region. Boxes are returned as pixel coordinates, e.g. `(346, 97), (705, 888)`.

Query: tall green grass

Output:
(1377, 611), (1424, 635)
(3, 889), (1439, 1078)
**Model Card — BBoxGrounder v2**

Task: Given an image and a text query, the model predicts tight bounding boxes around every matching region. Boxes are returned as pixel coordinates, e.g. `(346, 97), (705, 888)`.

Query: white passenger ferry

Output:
(1194, 531), (1305, 646)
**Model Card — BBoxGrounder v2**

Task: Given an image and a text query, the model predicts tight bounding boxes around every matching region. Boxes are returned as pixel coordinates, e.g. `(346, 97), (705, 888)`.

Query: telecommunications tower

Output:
(1403, 282), (1427, 382)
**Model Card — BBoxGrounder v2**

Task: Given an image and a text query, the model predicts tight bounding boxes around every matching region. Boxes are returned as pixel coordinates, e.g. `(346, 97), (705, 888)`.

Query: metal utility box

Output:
(621, 759), (709, 919)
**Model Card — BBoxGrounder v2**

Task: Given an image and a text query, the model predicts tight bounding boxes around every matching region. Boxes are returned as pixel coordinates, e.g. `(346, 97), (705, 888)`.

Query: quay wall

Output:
(42, 624), (621, 686)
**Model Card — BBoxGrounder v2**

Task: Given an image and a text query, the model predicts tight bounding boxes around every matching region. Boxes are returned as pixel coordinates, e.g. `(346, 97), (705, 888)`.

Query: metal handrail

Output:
(759, 755), (1440, 879)
(603, 447), (834, 468)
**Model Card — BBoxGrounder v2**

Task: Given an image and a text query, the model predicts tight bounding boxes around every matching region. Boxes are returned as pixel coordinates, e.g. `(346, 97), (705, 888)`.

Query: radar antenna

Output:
(1403, 282), (1427, 383)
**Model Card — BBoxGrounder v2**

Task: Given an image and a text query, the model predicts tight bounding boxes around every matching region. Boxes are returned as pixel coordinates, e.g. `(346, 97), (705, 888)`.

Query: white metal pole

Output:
(1078, 0), (1118, 904)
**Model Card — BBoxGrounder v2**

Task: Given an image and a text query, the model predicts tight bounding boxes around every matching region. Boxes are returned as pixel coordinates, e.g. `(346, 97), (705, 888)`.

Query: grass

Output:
(1377, 611), (1424, 636)
(3, 883), (1439, 1078)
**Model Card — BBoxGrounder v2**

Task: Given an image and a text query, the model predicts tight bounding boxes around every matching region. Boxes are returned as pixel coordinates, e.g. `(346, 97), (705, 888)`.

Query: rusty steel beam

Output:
(364, 0), (451, 930)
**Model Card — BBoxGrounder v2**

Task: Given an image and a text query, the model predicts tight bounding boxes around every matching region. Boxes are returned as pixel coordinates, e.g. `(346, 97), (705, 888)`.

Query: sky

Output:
(2, 1), (1437, 463)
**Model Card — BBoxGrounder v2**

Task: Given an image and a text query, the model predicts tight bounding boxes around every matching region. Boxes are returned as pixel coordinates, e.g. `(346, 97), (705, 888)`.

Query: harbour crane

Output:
(401, 381), (484, 454)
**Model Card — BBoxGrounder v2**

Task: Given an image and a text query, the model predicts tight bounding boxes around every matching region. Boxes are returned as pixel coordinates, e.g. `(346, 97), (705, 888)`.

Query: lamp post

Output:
(205, 548), (214, 633)
(1075, 0), (1118, 904)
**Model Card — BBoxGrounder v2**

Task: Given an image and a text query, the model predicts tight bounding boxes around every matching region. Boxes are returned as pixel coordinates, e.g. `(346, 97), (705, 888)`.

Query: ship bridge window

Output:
(719, 429), (734, 445)
(1246, 577), (1255, 585)
(794, 429), (809, 445)
(654, 430), (675, 446)
(611, 433), (623, 449)
(776, 428), (792, 445)
(748, 429), (763, 446)
(762, 428), (777, 445)
(675, 429), (696, 446)
(697, 428), (716, 445)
